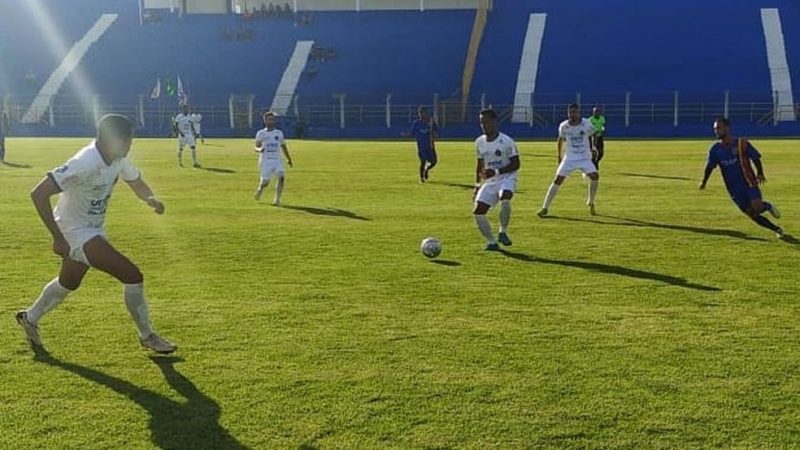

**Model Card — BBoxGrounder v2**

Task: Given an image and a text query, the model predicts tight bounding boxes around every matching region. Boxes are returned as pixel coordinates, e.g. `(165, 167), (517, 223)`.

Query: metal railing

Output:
(2, 91), (796, 133)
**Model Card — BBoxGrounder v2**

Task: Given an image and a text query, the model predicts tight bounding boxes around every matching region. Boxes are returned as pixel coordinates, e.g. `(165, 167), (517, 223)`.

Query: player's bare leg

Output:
(418, 160), (426, 183)
(474, 201), (499, 251)
(190, 146), (200, 168)
(83, 236), (176, 353)
(498, 191), (513, 246)
(16, 258), (89, 349)
(587, 171), (599, 215)
(745, 199), (783, 238)
(538, 175), (566, 217)
(255, 179), (269, 201)
(177, 145), (184, 167)
(424, 154), (438, 181)
(274, 175), (284, 206)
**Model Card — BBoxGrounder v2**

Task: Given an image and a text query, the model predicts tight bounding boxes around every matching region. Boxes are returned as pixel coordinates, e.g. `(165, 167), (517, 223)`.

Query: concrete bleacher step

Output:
(22, 14), (118, 124)
(512, 13), (547, 123)
(270, 40), (314, 116)
(761, 8), (796, 122)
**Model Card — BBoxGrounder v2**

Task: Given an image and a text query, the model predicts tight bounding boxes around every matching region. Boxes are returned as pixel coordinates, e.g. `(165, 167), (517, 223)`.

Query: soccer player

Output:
(0, 110), (9, 163)
(173, 104), (199, 168)
(190, 109), (204, 144)
(15, 114), (176, 353)
(700, 118), (784, 238)
(254, 111), (293, 206)
(403, 106), (438, 183)
(472, 109), (520, 251)
(537, 103), (599, 217)
(589, 106), (606, 170)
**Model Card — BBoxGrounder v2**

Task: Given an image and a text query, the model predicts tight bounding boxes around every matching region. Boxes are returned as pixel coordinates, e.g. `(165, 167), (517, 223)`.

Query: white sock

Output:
(26, 278), (72, 325)
(499, 200), (511, 233)
(474, 214), (496, 244)
(124, 283), (154, 338)
(588, 179), (599, 205)
(543, 183), (560, 209)
(275, 177), (284, 203)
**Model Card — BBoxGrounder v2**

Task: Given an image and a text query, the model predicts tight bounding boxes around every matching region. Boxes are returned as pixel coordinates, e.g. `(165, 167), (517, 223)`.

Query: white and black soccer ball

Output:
(420, 237), (442, 259)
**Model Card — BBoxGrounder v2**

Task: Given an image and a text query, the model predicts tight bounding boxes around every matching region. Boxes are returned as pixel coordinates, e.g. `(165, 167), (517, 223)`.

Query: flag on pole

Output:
(177, 76), (187, 105)
(150, 78), (161, 99)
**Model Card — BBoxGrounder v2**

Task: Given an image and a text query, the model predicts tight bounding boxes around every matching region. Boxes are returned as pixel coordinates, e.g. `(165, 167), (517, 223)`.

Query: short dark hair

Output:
(715, 117), (731, 126)
(568, 103), (580, 111)
(479, 108), (498, 120)
(97, 114), (133, 141)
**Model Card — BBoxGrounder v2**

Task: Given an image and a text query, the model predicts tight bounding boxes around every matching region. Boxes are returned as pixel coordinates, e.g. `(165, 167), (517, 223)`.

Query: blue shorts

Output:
(730, 186), (762, 212)
(418, 148), (437, 164)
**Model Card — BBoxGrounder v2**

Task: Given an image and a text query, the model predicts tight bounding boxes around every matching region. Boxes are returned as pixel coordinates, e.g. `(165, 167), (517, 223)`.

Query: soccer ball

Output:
(420, 237), (442, 258)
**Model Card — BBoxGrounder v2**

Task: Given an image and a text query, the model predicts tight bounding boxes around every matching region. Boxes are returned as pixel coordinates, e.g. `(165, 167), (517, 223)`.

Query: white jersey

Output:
(174, 113), (195, 137)
(255, 128), (285, 167)
(49, 141), (140, 232)
(190, 113), (202, 133)
(476, 132), (519, 184)
(558, 118), (595, 161)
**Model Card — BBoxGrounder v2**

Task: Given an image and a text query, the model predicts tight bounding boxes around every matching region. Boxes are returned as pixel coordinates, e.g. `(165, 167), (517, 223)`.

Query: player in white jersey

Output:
(472, 109), (521, 251)
(173, 104), (199, 168)
(190, 110), (204, 144)
(254, 111), (293, 206)
(15, 115), (176, 354)
(537, 103), (600, 217)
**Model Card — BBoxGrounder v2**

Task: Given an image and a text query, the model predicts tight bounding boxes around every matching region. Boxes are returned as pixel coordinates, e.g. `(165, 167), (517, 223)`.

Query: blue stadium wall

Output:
(1, 0), (798, 138)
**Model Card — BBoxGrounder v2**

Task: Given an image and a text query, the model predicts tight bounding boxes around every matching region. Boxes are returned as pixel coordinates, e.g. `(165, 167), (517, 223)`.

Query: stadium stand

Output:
(0, 0), (798, 137)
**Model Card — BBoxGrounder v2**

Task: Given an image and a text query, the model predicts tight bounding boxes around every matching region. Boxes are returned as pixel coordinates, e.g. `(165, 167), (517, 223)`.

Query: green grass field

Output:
(1, 136), (799, 449)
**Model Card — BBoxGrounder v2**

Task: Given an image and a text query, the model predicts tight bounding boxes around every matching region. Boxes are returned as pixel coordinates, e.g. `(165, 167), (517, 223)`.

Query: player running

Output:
(699, 118), (784, 238)
(173, 104), (200, 168)
(190, 109), (204, 144)
(402, 106), (438, 183)
(254, 111), (293, 206)
(538, 103), (599, 217)
(589, 106), (606, 170)
(472, 109), (520, 251)
(15, 114), (176, 353)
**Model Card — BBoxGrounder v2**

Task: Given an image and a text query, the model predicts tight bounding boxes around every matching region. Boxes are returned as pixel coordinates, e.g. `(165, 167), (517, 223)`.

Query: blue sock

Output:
(753, 215), (781, 232)
(762, 202), (772, 213)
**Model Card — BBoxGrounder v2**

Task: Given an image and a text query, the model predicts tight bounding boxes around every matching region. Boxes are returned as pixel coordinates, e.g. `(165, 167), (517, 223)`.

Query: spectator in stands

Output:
(0, 111), (9, 163)
(284, 3), (292, 16)
(589, 106), (606, 170)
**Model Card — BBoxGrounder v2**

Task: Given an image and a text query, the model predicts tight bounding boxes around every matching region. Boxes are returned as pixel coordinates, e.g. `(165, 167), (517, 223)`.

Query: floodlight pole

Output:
(138, 95), (145, 127)
(673, 90), (679, 127)
(386, 94), (392, 129)
(247, 95), (254, 128)
(480, 92), (486, 111)
(773, 90), (779, 125)
(339, 94), (346, 129)
(228, 94), (235, 129)
(48, 97), (55, 128)
(723, 90), (730, 119)
(624, 92), (631, 128)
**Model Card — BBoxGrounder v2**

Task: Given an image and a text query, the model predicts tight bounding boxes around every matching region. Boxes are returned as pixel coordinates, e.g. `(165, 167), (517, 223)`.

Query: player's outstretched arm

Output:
(126, 178), (165, 214)
(752, 158), (767, 184)
(30, 176), (69, 257)
(699, 163), (716, 190)
(281, 144), (293, 167)
(557, 138), (564, 163)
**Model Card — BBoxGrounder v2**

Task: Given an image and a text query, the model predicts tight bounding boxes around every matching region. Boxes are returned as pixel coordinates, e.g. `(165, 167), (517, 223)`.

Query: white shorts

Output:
(260, 162), (285, 182)
(179, 134), (196, 148)
(476, 177), (517, 207)
(556, 158), (597, 178)
(62, 227), (106, 265)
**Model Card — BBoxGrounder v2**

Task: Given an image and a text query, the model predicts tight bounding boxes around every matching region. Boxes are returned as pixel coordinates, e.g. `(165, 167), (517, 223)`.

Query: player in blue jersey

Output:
(403, 106), (439, 183)
(699, 118), (784, 238)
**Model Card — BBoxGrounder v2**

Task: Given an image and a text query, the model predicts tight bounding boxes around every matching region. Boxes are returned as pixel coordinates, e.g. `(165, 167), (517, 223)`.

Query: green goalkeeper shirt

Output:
(589, 115), (606, 137)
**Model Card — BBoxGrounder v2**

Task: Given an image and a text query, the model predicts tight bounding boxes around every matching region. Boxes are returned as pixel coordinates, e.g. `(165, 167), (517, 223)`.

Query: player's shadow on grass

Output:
(282, 205), (371, 221)
(428, 181), (475, 191)
(780, 234), (800, 245)
(199, 166), (236, 174)
(1, 160), (32, 168)
(618, 172), (692, 181)
(34, 349), (249, 450)
(550, 215), (768, 242)
(499, 250), (720, 292)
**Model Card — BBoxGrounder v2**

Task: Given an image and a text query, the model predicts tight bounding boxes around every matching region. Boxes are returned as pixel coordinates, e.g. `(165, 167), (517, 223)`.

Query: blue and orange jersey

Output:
(409, 118), (438, 152)
(705, 138), (761, 193)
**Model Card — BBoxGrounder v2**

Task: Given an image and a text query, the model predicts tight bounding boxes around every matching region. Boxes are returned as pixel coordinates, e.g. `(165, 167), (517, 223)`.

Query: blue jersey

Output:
(705, 138), (760, 195)
(409, 118), (437, 152)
